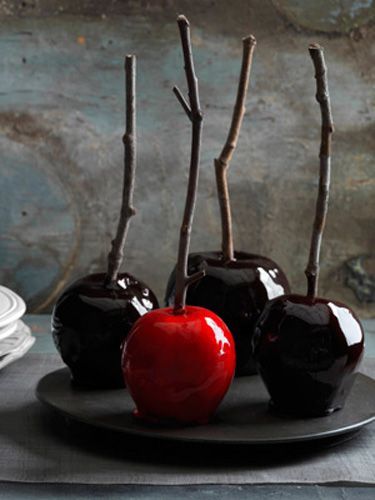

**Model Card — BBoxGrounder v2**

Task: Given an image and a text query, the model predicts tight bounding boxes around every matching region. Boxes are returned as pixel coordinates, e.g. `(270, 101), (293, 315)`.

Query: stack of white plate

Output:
(0, 285), (35, 371)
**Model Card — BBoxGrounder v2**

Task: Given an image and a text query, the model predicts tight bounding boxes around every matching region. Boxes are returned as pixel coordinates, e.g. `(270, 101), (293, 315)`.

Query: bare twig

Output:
(214, 35), (256, 262)
(305, 44), (334, 298)
(173, 15), (204, 313)
(105, 55), (137, 286)
(173, 86), (192, 120)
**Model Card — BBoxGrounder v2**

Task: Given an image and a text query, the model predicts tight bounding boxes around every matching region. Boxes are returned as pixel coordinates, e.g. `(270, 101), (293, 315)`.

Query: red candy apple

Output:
(122, 16), (236, 425)
(252, 45), (364, 417)
(165, 35), (290, 376)
(122, 306), (235, 424)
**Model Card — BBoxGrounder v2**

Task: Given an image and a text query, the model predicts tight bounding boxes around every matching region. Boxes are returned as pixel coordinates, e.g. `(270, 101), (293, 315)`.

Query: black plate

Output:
(36, 369), (375, 446)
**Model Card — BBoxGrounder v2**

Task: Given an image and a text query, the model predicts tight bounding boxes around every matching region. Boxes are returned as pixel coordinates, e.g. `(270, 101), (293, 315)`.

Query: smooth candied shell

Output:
(122, 306), (236, 425)
(165, 251), (290, 376)
(252, 294), (365, 417)
(52, 272), (159, 388)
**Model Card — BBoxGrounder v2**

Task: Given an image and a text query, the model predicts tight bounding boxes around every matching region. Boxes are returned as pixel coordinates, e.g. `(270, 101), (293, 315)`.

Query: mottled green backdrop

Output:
(0, 0), (374, 315)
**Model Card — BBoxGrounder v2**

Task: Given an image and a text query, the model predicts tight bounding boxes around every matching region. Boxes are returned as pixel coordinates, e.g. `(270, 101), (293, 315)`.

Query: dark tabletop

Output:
(1, 315), (374, 500)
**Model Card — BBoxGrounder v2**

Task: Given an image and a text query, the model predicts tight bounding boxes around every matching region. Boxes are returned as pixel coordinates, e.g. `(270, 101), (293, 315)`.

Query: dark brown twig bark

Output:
(105, 55), (137, 286)
(215, 35), (256, 263)
(305, 44), (334, 298)
(173, 15), (204, 313)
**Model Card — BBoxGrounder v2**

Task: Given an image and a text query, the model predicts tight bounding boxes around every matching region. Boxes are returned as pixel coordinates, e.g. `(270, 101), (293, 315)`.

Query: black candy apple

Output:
(52, 272), (158, 388)
(252, 44), (364, 417)
(165, 251), (289, 375)
(165, 36), (290, 376)
(252, 294), (364, 416)
(52, 55), (159, 388)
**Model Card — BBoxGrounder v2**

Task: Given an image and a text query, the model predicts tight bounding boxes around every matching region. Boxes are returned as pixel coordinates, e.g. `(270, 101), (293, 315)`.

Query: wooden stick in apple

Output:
(52, 54), (159, 389)
(164, 35), (290, 377)
(252, 44), (363, 417)
(105, 55), (137, 286)
(215, 35), (256, 263)
(305, 44), (334, 298)
(122, 17), (236, 424)
(173, 15), (205, 313)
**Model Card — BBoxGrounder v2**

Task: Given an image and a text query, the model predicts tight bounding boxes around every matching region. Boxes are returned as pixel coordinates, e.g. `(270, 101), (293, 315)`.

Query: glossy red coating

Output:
(122, 306), (236, 425)
(252, 294), (365, 417)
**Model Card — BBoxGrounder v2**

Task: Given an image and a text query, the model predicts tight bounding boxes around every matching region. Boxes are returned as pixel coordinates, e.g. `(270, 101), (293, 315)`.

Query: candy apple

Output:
(52, 55), (159, 388)
(52, 273), (158, 388)
(165, 35), (290, 375)
(252, 44), (364, 417)
(252, 295), (364, 416)
(122, 16), (236, 425)
(165, 251), (289, 375)
(122, 306), (235, 424)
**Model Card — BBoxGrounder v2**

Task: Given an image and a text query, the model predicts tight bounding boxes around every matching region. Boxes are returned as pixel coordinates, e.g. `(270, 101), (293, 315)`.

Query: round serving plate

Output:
(0, 286), (26, 328)
(36, 369), (375, 446)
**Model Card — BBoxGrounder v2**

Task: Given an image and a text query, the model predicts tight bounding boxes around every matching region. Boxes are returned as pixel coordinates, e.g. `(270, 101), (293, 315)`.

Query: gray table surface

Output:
(1, 315), (374, 500)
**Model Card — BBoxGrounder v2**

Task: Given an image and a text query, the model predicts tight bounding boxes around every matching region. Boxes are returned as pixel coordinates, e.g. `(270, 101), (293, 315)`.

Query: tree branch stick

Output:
(214, 35), (256, 263)
(305, 44), (334, 298)
(105, 55), (137, 286)
(173, 85), (192, 119)
(173, 15), (204, 313)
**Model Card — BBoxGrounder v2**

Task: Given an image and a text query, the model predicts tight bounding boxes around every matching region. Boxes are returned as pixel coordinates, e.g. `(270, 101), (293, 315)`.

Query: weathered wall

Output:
(0, 0), (374, 315)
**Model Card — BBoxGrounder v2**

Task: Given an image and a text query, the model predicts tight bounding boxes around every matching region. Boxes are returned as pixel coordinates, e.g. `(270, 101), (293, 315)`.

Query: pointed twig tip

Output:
(125, 54), (135, 69)
(243, 34), (256, 46)
(309, 43), (322, 51)
(177, 14), (189, 26)
(173, 85), (192, 119)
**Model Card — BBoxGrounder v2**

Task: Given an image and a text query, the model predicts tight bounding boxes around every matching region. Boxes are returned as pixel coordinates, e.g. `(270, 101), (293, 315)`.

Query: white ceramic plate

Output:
(0, 286), (26, 328)
(0, 320), (32, 357)
(0, 322), (35, 371)
(0, 320), (19, 340)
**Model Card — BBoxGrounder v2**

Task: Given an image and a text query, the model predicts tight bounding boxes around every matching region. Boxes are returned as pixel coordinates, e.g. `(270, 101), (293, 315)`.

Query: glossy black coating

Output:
(252, 294), (365, 417)
(52, 273), (159, 388)
(165, 251), (290, 376)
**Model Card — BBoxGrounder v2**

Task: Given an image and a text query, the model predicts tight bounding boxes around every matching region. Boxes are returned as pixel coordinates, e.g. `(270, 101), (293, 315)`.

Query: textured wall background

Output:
(0, 0), (374, 316)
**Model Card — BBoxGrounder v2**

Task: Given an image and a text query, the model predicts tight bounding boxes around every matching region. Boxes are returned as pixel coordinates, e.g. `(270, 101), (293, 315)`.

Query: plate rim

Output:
(0, 321), (32, 357)
(36, 368), (375, 446)
(0, 320), (19, 340)
(0, 286), (26, 328)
